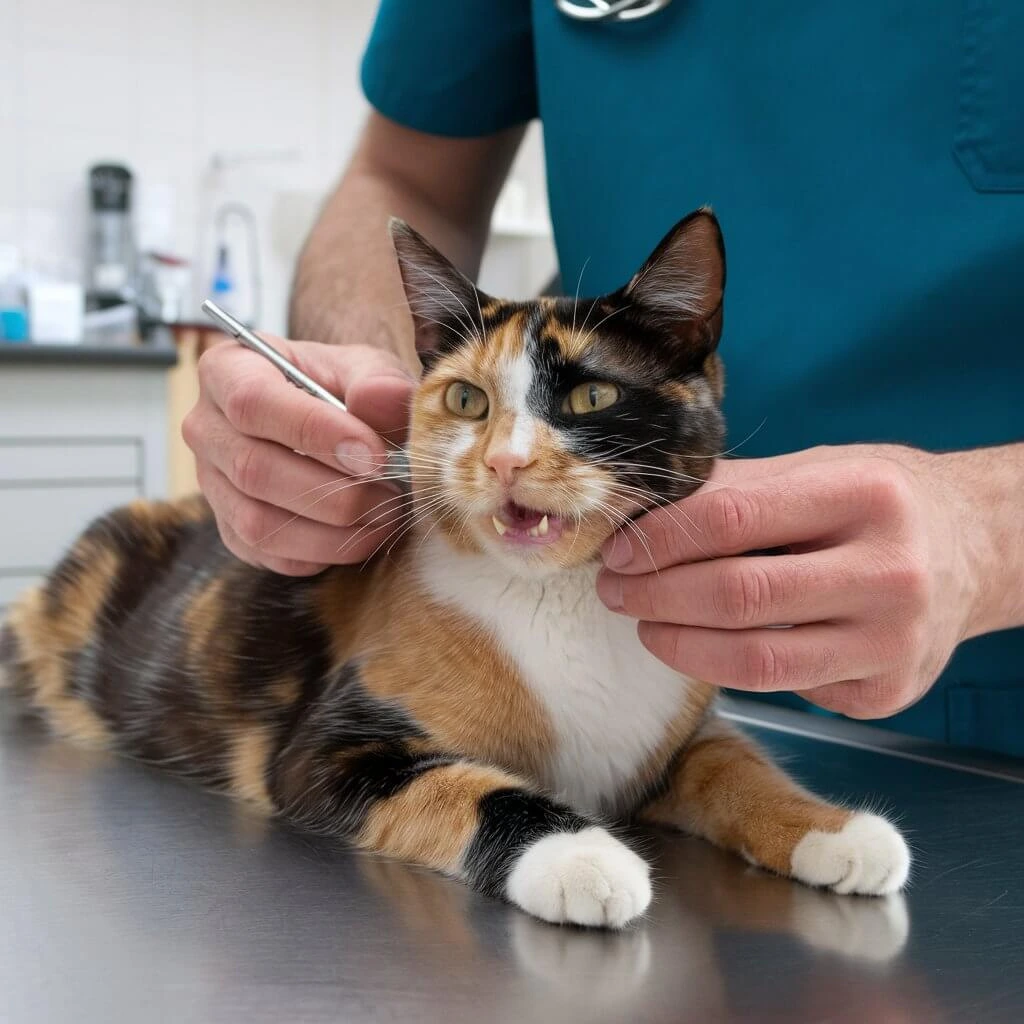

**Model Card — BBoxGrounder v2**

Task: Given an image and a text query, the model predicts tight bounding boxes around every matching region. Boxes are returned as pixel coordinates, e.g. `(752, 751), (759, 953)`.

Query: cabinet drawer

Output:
(0, 485), (139, 569)
(0, 441), (139, 484)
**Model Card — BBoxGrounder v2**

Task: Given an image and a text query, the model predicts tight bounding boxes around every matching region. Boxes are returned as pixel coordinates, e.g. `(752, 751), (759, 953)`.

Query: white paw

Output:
(790, 812), (911, 896)
(506, 827), (652, 928)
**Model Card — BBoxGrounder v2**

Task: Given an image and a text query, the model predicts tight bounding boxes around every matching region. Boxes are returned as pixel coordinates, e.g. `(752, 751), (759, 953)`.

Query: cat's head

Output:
(391, 209), (726, 574)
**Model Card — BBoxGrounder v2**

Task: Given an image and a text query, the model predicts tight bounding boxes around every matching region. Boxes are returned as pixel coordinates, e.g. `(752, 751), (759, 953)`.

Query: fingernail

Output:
(596, 570), (624, 612)
(602, 534), (633, 570)
(336, 442), (377, 477)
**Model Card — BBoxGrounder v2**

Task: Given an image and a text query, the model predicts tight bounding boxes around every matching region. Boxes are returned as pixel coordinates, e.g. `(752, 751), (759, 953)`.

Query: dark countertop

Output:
(0, 330), (179, 368)
(1, 695), (1022, 1024)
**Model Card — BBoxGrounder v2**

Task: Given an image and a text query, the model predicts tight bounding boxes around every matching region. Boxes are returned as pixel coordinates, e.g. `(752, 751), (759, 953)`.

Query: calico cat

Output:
(0, 209), (910, 928)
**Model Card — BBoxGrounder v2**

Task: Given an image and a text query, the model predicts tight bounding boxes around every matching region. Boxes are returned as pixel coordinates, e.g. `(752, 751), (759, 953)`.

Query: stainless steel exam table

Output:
(2, 694), (1022, 1024)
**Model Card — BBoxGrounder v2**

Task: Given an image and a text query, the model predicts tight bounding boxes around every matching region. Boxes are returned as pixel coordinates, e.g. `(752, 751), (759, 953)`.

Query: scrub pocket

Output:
(954, 0), (1024, 192)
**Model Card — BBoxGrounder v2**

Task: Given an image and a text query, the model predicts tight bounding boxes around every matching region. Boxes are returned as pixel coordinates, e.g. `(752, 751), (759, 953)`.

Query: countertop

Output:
(1, 695), (1022, 1024)
(0, 331), (179, 368)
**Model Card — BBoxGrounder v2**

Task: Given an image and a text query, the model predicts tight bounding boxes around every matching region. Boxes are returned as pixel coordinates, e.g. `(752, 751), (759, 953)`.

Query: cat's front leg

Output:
(272, 740), (651, 928)
(641, 717), (910, 895)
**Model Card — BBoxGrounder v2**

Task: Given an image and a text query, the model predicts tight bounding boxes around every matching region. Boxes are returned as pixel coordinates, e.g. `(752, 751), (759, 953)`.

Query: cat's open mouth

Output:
(489, 502), (564, 546)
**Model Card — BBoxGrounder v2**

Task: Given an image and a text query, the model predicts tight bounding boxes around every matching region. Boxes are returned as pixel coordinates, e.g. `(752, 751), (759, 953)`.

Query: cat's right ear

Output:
(389, 218), (486, 357)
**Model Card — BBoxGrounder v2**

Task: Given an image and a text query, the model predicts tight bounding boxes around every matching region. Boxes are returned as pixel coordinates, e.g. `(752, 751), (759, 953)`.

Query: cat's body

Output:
(0, 211), (910, 927)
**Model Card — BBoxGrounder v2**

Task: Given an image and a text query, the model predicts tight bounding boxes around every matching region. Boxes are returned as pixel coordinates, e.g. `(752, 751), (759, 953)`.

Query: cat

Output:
(0, 209), (910, 928)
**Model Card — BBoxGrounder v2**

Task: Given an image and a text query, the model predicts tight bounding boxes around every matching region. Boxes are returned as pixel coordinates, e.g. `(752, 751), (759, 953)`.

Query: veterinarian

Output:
(183, 3), (1024, 757)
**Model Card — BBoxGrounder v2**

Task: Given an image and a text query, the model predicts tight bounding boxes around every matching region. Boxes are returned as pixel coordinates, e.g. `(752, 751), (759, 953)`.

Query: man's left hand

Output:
(597, 443), (1020, 718)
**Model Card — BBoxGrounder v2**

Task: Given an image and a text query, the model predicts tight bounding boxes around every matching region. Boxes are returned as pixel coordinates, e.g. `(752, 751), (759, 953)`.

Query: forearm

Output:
(289, 169), (472, 366)
(942, 442), (1024, 638)
(289, 115), (522, 368)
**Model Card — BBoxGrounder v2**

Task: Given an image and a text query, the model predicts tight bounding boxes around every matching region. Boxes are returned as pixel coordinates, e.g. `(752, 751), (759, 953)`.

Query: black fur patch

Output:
(462, 788), (589, 897)
(270, 660), (439, 838)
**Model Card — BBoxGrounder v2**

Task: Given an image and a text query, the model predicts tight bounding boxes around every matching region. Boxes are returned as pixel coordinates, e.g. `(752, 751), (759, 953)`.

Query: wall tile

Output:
(20, 45), (142, 133)
(21, 0), (140, 58)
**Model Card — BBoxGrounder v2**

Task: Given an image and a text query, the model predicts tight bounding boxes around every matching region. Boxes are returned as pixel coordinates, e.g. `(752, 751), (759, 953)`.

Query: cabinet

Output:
(0, 352), (174, 617)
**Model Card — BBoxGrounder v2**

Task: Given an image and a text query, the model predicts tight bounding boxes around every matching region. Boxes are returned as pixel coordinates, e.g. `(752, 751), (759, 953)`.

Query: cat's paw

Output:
(790, 812), (910, 895)
(506, 827), (652, 928)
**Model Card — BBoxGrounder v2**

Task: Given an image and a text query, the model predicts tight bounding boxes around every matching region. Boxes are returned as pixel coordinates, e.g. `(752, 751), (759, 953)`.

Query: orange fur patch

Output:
(182, 576), (228, 664)
(643, 718), (851, 874)
(353, 570), (554, 780)
(357, 760), (519, 872)
(228, 729), (275, 812)
(6, 581), (113, 746)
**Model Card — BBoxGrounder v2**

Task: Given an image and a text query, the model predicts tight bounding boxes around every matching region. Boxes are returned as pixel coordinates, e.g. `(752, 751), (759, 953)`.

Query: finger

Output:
(272, 335), (415, 401)
(200, 344), (408, 474)
(345, 373), (415, 445)
(200, 409), (406, 527)
(636, 621), (878, 692)
(598, 552), (855, 629)
(219, 517), (329, 577)
(797, 677), (920, 720)
(708, 447), (845, 486)
(604, 463), (868, 573)
(200, 465), (406, 566)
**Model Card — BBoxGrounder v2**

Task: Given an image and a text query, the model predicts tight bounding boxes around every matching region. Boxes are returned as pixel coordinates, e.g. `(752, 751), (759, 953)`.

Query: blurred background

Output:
(0, 0), (555, 617)
(0, 0), (555, 336)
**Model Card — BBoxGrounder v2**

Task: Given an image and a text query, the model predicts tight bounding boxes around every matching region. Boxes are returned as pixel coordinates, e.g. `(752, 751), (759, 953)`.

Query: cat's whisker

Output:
(606, 484), (713, 559)
(375, 497), (456, 560)
(349, 495), (453, 561)
(256, 478), (444, 553)
(569, 256), (591, 342)
(282, 473), (417, 505)
(591, 497), (660, 572)
(579, 304), (625, 348)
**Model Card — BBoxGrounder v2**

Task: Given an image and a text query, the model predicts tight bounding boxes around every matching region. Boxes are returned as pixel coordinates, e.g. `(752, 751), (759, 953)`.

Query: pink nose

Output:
(485, 447), (534, 486)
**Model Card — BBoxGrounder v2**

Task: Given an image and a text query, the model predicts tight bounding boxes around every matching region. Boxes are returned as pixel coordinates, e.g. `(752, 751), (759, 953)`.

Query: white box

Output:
(28, 283), (84, 344)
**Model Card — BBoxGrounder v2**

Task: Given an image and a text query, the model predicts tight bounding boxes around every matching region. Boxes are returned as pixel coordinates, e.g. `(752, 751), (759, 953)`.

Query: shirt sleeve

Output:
(360, 1), (537, 138)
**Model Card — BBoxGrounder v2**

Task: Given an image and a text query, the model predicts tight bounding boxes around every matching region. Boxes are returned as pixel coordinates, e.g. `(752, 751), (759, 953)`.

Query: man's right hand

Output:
(183, 337), (416, 576)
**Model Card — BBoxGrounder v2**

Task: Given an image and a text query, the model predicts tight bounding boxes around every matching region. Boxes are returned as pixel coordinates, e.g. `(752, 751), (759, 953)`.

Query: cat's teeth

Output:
(492, 516), (508, 537)
(527, 525), (540, 538)
(537, 515), (549, 537)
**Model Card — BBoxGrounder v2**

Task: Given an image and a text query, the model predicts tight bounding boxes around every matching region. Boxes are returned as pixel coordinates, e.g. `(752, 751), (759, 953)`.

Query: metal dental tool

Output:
(201, 299), (411, 492)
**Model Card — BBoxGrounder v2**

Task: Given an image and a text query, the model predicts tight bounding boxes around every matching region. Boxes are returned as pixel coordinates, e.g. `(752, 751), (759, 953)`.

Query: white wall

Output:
(0, 0), (554, 335)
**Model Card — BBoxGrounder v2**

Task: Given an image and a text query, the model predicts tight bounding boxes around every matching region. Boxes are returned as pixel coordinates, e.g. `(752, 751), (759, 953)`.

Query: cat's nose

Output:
(485, 446), (535, 487)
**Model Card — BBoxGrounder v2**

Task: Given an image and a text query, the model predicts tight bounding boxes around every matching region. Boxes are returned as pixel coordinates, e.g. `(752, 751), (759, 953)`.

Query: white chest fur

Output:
(416, 535), (699, 815)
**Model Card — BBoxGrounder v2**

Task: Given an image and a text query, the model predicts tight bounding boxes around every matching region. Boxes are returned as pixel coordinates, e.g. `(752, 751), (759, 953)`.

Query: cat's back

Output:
(414, 533), (714, 815)
(0, 495), (351, 752)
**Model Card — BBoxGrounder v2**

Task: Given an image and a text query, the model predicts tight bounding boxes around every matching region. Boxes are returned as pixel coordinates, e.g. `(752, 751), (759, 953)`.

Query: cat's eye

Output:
(562, 382), (620, 416)
(444, 382), (489, 419)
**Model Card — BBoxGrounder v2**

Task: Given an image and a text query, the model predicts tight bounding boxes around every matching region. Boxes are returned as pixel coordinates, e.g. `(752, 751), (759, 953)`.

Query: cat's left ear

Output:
(623, 207), (726, 352)
(389, 218), (488, 358)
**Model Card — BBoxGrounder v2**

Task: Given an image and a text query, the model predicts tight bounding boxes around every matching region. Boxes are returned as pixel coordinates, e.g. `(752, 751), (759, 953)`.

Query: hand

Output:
(183, 337), (415, 575)
(596, 444), (997, 718)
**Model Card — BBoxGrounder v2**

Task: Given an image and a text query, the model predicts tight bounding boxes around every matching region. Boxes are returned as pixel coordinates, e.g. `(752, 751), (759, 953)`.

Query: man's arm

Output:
(183, 113), (524, 574)
(597, 442), (1024, 719)
(290, 112), (525, 363)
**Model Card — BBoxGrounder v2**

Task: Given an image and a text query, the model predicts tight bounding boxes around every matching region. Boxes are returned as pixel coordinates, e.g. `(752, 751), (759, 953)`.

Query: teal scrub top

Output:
(361, 1), (1024, 757)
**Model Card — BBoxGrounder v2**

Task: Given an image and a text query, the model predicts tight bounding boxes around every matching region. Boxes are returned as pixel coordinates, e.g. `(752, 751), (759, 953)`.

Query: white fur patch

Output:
(506, 826), (652, 928)
(508, 414), (535, 460)
(790, 813), (911, 896)
(501, 352), (536, 460)
(416, 534), (701, 814)
(442, 424), (476, 487)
